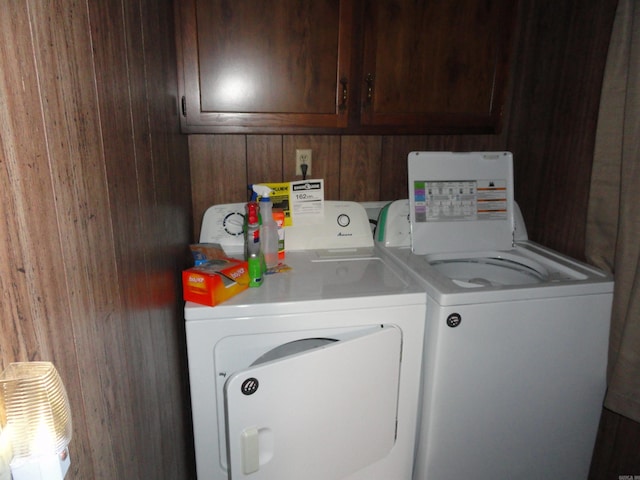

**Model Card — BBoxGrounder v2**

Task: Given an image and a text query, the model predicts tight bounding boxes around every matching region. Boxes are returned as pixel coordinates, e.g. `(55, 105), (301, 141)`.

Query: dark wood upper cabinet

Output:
(176, 0), (353, 133)
(360, 0), (516, 132)
(175, 0), (517, 134)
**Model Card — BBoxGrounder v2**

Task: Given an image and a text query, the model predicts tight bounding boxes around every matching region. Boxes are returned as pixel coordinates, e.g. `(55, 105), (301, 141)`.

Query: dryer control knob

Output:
(337, 214), (351, 227)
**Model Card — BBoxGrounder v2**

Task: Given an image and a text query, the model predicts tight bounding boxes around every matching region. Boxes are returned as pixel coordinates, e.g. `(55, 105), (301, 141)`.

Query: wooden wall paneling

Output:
(247, 135), (283, 186)
(505, 0), (571, 241)
(506, 0), (617, 258)
(339, 136), (383, 200)
(379, 135), (424, 201)
(87, 0), (145, 476)
(89, 0), (193, 476)
(30, 0), (131, 476)
(187, 133), (513, 210)
(282, 135), (341, 198)
(1, 1), (99, 478)
(142, 0), (194, 260)
(90, 0), (193, 474)
(379, 136), (433, 200)
(2, 0), (192, 478)
(0, 0), (53, 367)
(130, 0), (192, 474)
(120, 0), (174, 477)
(589, 409), (640, 479)
(532, 0), (617, 259)
(430, 134), (507, 152)
(590, 409), (623, 479)
(138, 0), (194, 475)
(189, 134), (247, 239)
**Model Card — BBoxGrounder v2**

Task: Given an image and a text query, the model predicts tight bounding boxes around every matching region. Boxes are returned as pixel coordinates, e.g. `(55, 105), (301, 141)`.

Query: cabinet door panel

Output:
(361, 0), (516, 132)
(178, 0), (353, 132)
(199, 1), (338, 114)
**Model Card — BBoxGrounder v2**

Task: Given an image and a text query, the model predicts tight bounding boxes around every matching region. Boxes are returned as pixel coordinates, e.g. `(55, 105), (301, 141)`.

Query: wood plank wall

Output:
(0, 0), (193, 479)
(507, 0), (620, 260)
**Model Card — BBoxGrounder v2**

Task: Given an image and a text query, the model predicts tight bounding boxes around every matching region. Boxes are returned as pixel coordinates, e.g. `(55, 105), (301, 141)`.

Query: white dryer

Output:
(376, 152), (614, 480)
(185, 201), (426, 480)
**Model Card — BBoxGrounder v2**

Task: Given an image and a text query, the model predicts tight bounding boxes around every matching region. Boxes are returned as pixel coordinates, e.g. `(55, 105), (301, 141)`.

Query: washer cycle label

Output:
(413, 180), (508, 222)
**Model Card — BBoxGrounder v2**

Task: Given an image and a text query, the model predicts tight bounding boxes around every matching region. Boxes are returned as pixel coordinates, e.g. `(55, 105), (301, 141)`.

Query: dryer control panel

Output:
(200, 201), (374, 257)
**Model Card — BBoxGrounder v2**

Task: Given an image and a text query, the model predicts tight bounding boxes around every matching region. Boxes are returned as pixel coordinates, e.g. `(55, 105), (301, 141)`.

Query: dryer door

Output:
(224, 324), (402, 480)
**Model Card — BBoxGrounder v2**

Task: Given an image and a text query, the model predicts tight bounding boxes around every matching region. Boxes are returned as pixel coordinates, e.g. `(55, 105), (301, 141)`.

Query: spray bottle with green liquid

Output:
(252, 185), (280, 270)
(245, 199), (262, 287)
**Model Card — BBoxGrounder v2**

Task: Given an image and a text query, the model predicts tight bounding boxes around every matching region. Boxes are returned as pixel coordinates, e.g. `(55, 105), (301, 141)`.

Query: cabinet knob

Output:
(365, 73), (375, 106)
(339, 77), (348, 113)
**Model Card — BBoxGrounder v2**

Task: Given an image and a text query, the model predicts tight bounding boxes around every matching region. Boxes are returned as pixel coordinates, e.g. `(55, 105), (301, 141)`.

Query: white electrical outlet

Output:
(295, 149), (312, 176)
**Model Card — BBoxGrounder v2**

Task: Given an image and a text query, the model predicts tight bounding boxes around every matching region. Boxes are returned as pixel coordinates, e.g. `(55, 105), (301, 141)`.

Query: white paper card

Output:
(290, 179), (324, 222)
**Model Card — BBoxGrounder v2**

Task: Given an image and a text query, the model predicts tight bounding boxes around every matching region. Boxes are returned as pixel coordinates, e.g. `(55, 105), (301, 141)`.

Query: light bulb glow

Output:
(0, 362), (72, 459)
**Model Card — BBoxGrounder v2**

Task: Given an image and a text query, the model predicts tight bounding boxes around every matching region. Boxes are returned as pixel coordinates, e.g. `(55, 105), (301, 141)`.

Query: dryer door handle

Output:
(240, 427), (259, 474)
(240, 426), (274, 475)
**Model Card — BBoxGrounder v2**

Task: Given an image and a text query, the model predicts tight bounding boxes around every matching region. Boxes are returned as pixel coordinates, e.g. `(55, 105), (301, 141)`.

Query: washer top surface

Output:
(376, 198), (613, 305)
(382, 241), (612, 306)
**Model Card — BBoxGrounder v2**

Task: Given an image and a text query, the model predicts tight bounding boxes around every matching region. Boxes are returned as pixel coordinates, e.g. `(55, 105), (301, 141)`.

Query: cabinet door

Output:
(360, 0), (517, 133)
(177, 0), (354, 133)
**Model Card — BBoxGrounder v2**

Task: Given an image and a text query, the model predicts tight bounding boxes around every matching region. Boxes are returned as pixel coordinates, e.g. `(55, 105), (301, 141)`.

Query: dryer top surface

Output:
(185, 246), (425, 319)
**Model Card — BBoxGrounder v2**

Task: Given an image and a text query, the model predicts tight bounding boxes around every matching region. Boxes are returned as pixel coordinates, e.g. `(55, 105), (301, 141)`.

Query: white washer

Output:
(376, 152), (614, 480)
(186, 201), (426, 480)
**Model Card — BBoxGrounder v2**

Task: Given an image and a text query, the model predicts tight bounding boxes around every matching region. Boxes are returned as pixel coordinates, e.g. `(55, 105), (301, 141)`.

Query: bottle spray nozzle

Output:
(253, 184), (273, 200)
(248, 184), (258, 201)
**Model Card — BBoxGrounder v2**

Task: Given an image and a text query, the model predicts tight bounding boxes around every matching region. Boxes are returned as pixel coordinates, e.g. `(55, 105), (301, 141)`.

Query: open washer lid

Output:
(426, 250), (549, 288)
(408, 151), (515, 255)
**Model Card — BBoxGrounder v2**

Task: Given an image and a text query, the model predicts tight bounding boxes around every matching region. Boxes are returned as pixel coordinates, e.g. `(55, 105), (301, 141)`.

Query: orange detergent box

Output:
(182, 258), (249, 306)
